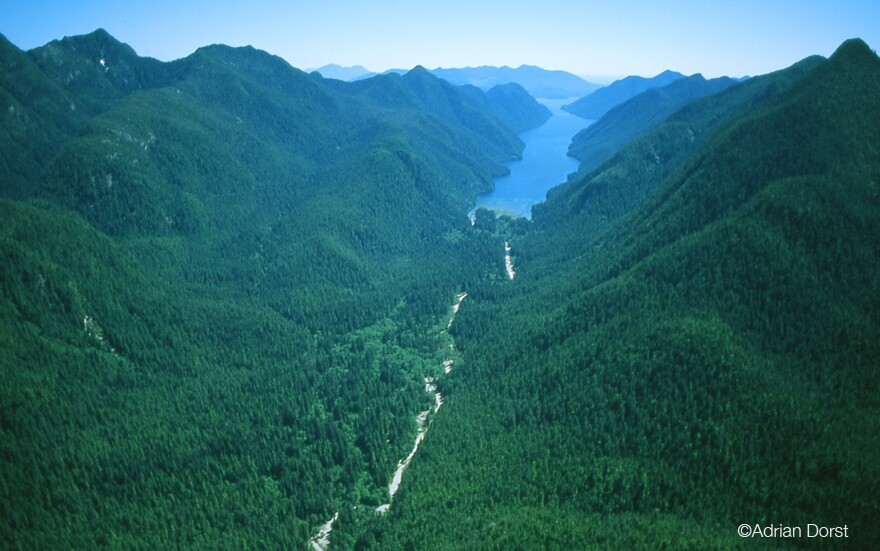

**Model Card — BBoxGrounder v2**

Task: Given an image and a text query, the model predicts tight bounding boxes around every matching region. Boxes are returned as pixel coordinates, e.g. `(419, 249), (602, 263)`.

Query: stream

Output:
(305, 100), (554, 544)
(308, 512), (338, 551)
(374, 291), (467, 514)
(309, 292), (468, 546)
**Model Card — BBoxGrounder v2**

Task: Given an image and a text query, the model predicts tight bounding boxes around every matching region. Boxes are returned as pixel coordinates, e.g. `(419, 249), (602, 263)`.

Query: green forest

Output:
(2, 29), (879, 550)
(349, 39), (880, 550)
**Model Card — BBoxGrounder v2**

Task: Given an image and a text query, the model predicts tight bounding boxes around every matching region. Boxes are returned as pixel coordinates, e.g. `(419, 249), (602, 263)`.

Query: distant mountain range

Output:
(313, 63), (601, 99)
(562, 69), (686, 119)
(310, 63), (374, 81)
(428, 65), (600, 99)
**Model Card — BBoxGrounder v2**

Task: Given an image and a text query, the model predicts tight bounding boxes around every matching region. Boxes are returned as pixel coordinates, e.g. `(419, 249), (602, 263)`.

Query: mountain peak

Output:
(830, 37), (876, 62)
(55, 28), (138, 60)
(87, 28), (113, 40)
(404, 65), (435, 80)
(63, 28), (121, 47)
(657, 69), (685, 78)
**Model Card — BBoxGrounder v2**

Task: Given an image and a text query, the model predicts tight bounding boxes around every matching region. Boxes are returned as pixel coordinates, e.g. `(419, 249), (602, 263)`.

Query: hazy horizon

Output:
(3, 1), (879, 82)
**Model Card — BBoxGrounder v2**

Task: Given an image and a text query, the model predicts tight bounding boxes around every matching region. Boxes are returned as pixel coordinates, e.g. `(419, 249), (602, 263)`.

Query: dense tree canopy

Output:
(2, 29), (878, 550)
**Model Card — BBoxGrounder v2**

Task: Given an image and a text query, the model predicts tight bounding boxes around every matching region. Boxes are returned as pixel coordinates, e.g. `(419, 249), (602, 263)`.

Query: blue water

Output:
(473, 99), (594, 218)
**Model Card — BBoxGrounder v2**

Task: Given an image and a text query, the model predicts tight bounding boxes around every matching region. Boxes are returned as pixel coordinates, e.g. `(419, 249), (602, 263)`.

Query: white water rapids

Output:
(374, 291), (466, 514)
(505, 241), (516, 279)
(308, 511), (338, 551)
(309, 292), (467, 546)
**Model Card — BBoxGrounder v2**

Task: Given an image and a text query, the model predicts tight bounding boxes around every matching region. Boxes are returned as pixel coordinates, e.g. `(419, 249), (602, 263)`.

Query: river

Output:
(374, 292), (467, 515)
(308, 96), (578, 548)
(473, 99), (594, 218)
(309, 293), (467, 546)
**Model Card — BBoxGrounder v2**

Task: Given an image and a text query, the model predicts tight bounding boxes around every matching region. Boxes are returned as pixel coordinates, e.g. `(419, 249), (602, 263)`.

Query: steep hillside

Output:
(0, 30), (171, 198)
(319, 66), (524, 159)
(362, 39), (880, 550)
(0, 30), (520, 549)
(529, 54), (824, 268)
(568, 74), (737, 171)
(0, 34), (79, 196)
(329, 66), (552, 136)
(562, 69), (685, 119)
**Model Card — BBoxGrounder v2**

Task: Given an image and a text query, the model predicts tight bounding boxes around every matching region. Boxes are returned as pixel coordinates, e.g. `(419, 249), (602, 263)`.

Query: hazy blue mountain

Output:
(429, 64), (601, 98)
(311, 63), (376, 81)
(562, 69), (685, 119)
(462, 82), (552, 133)
(568, 73), (738, 171)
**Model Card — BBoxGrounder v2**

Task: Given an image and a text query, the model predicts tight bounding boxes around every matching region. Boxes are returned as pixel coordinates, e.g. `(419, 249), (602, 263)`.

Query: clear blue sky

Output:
(2, 1), (878, 81)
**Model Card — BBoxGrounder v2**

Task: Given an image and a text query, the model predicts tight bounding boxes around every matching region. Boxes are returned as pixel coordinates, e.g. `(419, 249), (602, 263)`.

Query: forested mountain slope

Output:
(567, 73), (737, 172)
(0, 29), (171, 198)
(316, 66), (546, 153)
(361, 39), (880, 550)
(562, 69), (685, 119)
(528, 54), (824, 270)
(5, 27), (878, 551)
(482, 82), (552, 134)
(0, 30), (521, 549)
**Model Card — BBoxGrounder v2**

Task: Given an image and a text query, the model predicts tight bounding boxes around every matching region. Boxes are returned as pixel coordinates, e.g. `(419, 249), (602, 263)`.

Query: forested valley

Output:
(2, 29), (879, 550)
(354, 39), (880, 549)
(0, 29), (536, 548)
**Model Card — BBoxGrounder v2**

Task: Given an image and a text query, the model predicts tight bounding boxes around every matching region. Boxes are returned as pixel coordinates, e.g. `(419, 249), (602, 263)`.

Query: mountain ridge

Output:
(0, 28), (523, 548)
(530, 52), (826, 254)
(567, 73), (738, 172)
(2, 29), (878, 549)
(429, 64), (601, 98)
(353, 38), (880, 549)
(562, 69), (686, 119)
